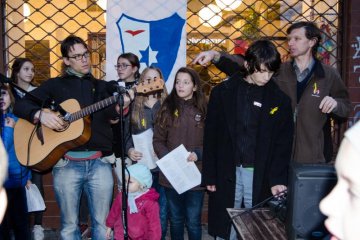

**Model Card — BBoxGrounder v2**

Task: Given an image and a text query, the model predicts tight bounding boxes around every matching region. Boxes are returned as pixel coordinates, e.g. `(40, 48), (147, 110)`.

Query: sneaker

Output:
(33, 225), (44, 240)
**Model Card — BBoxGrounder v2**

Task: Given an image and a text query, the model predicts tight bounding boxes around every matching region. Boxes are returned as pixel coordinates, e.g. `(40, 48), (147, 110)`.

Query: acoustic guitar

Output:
(14, 78), (164, 172)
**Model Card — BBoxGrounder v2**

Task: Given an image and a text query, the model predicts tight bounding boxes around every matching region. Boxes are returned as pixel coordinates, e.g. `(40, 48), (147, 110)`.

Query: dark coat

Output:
(201, 73), (293, 238)
(215, 53), (351, 163)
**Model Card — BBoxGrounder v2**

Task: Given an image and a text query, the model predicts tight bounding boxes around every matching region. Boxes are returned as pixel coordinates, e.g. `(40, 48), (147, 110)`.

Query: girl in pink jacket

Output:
(106, 163), (161, 240)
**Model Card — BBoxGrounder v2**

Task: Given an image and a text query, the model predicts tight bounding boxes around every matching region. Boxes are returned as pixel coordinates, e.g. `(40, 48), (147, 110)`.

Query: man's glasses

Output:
(67, 51), (90, 61)
(115, 64), (132, 70)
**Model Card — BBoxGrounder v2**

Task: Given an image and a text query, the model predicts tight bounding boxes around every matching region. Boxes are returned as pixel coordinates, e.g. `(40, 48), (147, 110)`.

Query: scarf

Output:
(65, 67), (87, 78)
(127, 190), (148, 214)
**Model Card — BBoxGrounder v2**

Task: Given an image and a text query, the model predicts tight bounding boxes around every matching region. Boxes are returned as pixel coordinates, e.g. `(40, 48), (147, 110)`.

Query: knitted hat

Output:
(126, 163), (153, 189)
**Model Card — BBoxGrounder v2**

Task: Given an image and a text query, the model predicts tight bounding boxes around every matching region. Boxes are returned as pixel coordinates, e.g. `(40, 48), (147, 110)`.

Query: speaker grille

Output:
(286, 164), (337, 239)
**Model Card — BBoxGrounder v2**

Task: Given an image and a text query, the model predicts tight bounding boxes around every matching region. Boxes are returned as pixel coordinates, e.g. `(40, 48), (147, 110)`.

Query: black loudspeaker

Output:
(286, 163), (337, 240)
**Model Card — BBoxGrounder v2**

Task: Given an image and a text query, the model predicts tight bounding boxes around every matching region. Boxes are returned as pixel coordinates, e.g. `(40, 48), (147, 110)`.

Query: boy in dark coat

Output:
(201, 40), (293, 239)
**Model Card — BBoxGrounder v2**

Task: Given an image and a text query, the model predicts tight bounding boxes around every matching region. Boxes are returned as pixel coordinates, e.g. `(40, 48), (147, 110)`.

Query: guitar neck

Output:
(66, 78), (164, 122)
(69, 95), (118, 122)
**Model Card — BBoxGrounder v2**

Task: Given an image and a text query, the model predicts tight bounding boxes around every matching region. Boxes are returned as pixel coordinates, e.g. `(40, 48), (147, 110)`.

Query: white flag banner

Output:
(106, 0), (187, 91)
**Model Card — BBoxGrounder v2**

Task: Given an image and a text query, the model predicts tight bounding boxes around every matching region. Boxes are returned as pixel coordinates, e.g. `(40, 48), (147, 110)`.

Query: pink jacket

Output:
(106, 188), (161, 240)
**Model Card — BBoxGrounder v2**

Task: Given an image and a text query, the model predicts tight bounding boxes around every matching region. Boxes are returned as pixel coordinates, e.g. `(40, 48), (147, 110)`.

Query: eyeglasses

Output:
(67, 51), (90, 61)
(115, 64), (132, 70)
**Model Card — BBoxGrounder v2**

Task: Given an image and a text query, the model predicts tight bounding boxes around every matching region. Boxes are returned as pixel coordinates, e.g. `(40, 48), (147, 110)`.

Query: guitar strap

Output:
(35, 123), (44, 145)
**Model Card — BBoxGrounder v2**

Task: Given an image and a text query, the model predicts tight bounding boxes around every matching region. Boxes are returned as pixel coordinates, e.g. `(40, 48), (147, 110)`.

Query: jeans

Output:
(79, 192), (89, 224)
(165, 187), (204, 240)
(52, 158), (113, 240)
(229, 166), (253, 240)
(152, 171), (168, 240)
(216, 166), (254, 240)
(234, 166), (253, 209)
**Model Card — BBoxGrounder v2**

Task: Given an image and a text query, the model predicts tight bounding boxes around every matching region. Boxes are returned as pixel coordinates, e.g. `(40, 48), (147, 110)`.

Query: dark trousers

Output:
(0, 187), (30, 240)
(31, 171), (44, 225)
(152, 171), (169, 240)
(165, 187), (204, 240)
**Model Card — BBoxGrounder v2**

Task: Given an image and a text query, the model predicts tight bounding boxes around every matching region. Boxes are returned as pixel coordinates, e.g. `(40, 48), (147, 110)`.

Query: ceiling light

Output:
(199, 4), (222, 27)
(97, 0), (107, 10)
(23, 3), (31, 22)
(215, 0), (242, 11)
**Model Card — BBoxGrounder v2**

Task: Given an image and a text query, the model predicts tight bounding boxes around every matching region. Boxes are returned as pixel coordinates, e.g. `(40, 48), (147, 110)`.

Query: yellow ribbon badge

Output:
(270, 107), (279, 115)
(141, 118), (146, 128)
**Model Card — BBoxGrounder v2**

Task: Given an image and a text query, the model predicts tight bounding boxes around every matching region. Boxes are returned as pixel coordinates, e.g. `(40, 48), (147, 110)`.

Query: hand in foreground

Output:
(123, 89), (135, 108)
(105, 227), (112, 239)
(271, 185), (287, 197)
(192, 50), (220, 66)
(35, 109), (66, 131)
(4, 117), (15, 128)
(128, 148), (143, 161)
(319, 96), (337, 113)
(187, 152), (198, 162)
(207, 185), (216, 192)
(26, 180), (32, 189)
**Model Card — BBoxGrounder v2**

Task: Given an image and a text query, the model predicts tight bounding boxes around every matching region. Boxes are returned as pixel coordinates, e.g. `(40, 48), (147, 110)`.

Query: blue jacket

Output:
(3, 113), (31, 188)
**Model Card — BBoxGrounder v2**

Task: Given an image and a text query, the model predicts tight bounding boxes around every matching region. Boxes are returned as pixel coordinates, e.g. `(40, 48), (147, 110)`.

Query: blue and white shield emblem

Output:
(117, 13), (185, 82)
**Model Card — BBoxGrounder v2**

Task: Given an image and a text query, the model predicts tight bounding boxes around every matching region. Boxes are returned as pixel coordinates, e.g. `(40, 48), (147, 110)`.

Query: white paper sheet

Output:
(132, 128), (158, 169)
(25, 184), (46, 212)
(156, 144), (201, 194)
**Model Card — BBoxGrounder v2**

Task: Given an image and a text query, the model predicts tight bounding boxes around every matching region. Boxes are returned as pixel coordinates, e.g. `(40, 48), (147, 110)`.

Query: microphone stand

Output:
(116, 91), (129, 239)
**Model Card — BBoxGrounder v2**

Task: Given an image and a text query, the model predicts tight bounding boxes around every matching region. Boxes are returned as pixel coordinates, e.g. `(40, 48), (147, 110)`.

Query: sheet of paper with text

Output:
(156, 144), (201, 194)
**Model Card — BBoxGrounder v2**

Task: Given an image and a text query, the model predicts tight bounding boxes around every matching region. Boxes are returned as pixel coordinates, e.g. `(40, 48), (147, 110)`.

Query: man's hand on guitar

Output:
(34, 109), (66, 131)
(116, 89), (135, 113)
(124, 89), (135, 108)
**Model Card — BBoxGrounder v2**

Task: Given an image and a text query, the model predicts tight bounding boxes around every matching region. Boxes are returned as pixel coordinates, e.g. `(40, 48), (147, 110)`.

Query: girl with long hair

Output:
(125, 66), (169, 239)
(153, 67), (207, 240)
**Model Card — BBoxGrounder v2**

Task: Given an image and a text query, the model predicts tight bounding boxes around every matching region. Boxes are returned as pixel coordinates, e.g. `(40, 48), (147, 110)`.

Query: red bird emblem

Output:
(125, 30), (145, 36)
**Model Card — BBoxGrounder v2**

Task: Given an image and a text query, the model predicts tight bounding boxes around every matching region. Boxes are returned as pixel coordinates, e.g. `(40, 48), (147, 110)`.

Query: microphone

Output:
(108, 80), (127, 94)
(0, 73), (12, 83)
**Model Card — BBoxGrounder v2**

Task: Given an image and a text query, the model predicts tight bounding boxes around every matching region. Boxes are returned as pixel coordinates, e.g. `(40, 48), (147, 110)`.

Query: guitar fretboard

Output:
(69, 95), (118, 122)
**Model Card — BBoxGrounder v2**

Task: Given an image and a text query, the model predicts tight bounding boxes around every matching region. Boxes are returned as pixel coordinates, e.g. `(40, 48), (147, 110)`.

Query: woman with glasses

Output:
(115, 53), (140, 89)
(112, 53), (140, 160)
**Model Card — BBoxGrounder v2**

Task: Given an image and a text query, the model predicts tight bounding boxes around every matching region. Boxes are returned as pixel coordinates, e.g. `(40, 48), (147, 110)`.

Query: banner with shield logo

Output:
(106, 0), (187, 91)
